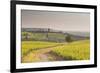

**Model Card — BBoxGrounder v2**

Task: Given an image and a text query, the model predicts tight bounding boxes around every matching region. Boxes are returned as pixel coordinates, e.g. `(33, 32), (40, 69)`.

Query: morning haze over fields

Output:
(21, 10), (90, 63)
(21, 10), (90, 32)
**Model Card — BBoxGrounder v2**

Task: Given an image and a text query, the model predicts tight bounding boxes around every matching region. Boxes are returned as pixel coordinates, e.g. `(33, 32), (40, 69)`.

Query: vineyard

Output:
(22, 32), (66, 42)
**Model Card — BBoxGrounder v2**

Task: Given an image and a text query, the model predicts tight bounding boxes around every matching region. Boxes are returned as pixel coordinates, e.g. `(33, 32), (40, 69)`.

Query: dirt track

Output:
(22, 44), (65, 63)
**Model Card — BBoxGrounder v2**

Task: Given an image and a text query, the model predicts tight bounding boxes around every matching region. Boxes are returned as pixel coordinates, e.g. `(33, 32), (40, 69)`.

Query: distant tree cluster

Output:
(65, 35), (73, 43)
(22, 32), (29, 39)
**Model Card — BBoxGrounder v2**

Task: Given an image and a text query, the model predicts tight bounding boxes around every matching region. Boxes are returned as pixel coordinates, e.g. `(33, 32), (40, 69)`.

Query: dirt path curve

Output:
(22, 44), (66, 63)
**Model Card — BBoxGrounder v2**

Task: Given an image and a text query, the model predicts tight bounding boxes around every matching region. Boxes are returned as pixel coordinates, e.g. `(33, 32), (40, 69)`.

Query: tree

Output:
(46, 28), (50, 40)
(65, 35), (73, 43)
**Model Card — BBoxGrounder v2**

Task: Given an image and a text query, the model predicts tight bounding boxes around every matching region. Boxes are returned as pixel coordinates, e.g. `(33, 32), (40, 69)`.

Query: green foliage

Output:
(65, 35), (73, 43)
(22, 32), (29, 39)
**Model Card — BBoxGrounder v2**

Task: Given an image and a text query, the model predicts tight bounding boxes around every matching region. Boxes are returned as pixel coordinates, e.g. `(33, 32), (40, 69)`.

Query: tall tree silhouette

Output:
(46, 28), (50, 40)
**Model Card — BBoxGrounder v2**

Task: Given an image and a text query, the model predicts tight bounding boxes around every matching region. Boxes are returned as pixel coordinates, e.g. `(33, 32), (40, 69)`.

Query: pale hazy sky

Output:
(21, 10), (90, 32)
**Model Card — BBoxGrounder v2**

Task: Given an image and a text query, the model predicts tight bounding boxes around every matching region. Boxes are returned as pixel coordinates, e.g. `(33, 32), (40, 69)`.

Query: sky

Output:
(21, 10), (90, 32)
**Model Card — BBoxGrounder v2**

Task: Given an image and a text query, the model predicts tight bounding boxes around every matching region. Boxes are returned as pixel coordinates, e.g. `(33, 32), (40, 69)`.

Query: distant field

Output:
(52, 40), (90, 60)
(22, 32), (66, 42)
